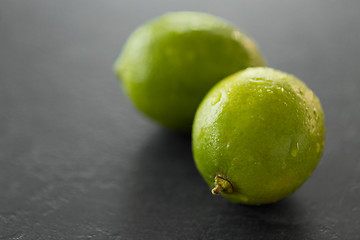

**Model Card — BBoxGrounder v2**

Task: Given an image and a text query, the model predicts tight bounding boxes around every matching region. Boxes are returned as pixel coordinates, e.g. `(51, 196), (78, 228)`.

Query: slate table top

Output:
(0, 0), (359, 239)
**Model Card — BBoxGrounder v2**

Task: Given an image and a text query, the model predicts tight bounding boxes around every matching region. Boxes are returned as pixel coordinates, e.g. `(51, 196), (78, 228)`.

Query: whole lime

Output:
(192, 67), (325, 205)
(114, 11), (266, 131)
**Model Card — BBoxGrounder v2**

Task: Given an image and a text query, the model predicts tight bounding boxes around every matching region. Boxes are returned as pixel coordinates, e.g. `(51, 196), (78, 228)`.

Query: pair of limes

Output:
(114, 12), (325, 205)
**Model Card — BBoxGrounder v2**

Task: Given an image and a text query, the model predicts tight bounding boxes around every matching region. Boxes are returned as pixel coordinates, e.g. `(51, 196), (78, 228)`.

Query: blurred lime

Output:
(192, 67), (325, 205)
(114, 11), (266, 131)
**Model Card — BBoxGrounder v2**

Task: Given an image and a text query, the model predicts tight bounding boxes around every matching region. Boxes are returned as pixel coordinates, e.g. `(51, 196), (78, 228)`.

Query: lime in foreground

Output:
(114, 11), (266, 131)
(192, 67), (325, 205)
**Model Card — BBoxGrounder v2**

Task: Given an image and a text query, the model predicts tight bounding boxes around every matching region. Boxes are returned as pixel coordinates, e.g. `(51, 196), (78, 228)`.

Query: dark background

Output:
(0, 0), (359, 239)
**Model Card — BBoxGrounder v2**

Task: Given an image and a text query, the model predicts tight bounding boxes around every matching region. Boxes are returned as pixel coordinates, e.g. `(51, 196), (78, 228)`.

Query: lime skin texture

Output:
(192, 67), (326, 205)
(114, 11), (266, 132)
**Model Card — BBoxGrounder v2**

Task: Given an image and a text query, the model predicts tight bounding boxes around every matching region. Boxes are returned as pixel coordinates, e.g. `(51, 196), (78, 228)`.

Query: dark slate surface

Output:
(0, 0), (359, 239)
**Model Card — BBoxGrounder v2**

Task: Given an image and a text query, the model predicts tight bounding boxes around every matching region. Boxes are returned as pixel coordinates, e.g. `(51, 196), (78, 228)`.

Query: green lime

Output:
(192, 67), (325, 205)
(114, 11), (266, 131)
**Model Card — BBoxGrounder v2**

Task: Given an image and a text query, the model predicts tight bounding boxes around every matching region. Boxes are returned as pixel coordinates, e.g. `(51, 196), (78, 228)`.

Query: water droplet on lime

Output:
(313, 108), (318, 119)
(291, 142), (299, 157)
(211, 93), (222, 105)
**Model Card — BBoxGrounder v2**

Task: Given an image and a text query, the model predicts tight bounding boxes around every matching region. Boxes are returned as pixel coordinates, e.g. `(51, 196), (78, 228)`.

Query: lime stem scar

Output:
(211, 176), (234, 195)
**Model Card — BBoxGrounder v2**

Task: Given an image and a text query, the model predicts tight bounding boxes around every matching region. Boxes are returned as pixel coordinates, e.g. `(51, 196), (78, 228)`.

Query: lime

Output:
(114, 11), (266, 131)
(192, 67), (325, 205)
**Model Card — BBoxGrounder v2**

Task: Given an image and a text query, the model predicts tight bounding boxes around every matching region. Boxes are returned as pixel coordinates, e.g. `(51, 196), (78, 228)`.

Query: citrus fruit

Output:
(114, 11), (266, 131)
(192, 67), (325, 205)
